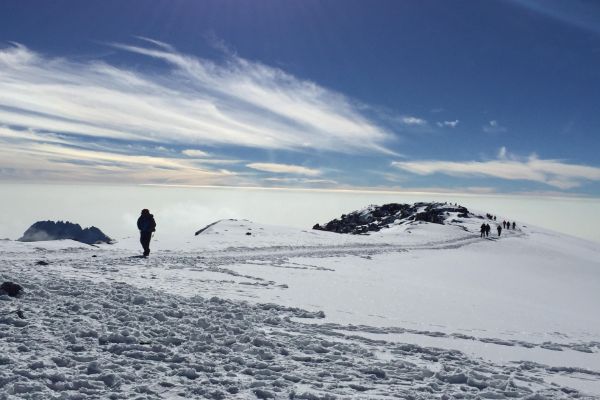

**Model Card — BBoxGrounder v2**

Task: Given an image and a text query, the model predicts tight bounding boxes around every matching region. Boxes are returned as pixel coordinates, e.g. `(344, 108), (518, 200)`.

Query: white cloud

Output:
(134, 36), (176, 51)
(246, 162), (321, 176)
(436, 120), (459, 128)
(400, 116), (427, 126)
(391, 149), (600, 189)
(263, 177), (337, 185)
(497, 146), (507, 159)
(0, 42), (395, 156)
(0, 125), (239, 185)
(182, 149), (210, 157)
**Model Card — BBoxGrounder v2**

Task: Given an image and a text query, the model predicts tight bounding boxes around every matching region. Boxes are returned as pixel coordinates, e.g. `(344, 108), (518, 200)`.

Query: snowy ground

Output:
(1, 215), (600, 399)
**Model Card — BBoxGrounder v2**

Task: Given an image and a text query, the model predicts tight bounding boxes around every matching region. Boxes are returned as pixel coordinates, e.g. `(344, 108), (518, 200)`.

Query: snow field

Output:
(2, 261), (595, 400)
(1, 211), (599, 399)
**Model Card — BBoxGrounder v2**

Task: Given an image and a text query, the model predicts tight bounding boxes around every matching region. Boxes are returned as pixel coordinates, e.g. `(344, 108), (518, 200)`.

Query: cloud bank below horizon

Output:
(392, 147), (600, 190)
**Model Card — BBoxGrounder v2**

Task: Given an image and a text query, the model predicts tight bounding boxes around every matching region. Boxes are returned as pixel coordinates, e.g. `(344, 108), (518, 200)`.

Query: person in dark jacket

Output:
(480, 223), (486, 238)
(137, 209), (156, 257)
(497, 225), (502, 237)
(512, 221), (516, 230)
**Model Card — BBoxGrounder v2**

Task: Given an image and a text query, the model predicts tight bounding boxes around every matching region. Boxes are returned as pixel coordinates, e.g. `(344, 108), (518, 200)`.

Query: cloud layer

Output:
(1, 41), (598, 193)
(0, 42), (394, 156)
(437, 120), (459, 128)
(392, 149), (600, 189)
(0, 41), (404, 185)
(0, 126), (237, 185)
(246, 163), (321, 176)
(483, 120), (507, 134)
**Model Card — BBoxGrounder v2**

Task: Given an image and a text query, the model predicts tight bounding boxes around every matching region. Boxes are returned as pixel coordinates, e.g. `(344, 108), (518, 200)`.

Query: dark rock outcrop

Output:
(0, 281), (23, 297)
(19, 221), (112, 245)
(314, 202), (471, 235)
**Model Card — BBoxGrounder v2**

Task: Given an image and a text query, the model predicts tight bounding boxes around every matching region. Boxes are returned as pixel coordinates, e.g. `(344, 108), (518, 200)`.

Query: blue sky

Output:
(1, 0), (600, 195)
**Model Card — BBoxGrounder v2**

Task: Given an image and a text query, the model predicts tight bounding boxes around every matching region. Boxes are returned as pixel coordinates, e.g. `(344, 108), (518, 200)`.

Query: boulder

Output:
(0, 281), (23, 297)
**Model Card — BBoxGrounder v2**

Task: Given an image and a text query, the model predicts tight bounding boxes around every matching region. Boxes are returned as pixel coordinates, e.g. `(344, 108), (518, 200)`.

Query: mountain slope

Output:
(1, 209), (599, 398)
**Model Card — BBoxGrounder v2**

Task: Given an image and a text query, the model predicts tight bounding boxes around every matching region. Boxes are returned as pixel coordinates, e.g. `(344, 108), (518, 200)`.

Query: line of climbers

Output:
(480, 220), (516, 238)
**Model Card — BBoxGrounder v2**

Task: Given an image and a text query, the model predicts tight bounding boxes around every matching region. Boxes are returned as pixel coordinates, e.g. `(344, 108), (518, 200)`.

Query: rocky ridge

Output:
(313, 202), (472, 234)
(18, 221), (112, 245)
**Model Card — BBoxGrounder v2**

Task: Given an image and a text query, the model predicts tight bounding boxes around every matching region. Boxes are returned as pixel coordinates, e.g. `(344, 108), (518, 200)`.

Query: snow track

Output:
(1, 261), (595, 399)
(117, 230), (493, 268)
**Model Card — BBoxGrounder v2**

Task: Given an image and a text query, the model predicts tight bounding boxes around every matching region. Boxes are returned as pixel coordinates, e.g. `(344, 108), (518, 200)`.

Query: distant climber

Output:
(512, 221), (516, 230)
(502, 220), (506, 229)
(497, 225), (502, 236)
(480, 223), (486, 238)
(137, 209), (156, 257)
(485, 223), (491, 237)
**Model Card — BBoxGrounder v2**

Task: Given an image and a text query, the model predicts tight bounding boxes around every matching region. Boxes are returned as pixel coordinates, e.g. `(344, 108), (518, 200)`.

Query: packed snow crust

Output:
(1, 206), (600, 399)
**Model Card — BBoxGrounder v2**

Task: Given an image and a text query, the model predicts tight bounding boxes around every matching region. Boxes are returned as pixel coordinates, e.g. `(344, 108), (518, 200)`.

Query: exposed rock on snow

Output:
(195, 220), (223, 236)
(0, 281), (23, 297)
(313, 202), (471, 234)
(18, 220), (112, 245)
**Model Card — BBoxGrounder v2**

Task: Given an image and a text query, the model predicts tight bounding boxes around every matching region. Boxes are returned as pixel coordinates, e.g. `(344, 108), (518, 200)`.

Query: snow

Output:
(1, 211), (600, 399)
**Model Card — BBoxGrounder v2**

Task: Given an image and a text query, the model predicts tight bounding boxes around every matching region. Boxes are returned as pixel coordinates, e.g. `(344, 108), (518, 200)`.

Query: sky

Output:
(1, 0), (600, 195)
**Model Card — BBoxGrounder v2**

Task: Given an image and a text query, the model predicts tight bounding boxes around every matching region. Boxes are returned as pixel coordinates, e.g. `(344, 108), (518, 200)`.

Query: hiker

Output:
(512, 221), (516, 230)
(137, 209), (156, 257)
(502, 220), (506, 229)
(497, 225), (502, 236)
(486, 223), (491, 237)
(480, 223), (486, 238)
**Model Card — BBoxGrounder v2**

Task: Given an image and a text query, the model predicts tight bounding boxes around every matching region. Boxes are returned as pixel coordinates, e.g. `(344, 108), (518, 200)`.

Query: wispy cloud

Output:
(509, 0), (600, 37)
(0, 41), (394, 155)
(437, 120), (459, 128)
(483, 120), (507, 133)
(0, 40), (401, 184)
(0, 125), (239, 184)
(400, 116), (427, 126)
(263, 177), (337, 185)
(246, 162), (321, 176)
(391, 148), (600, 189)
(182, 149), (210, 158)
(497, 146), (508, 159)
